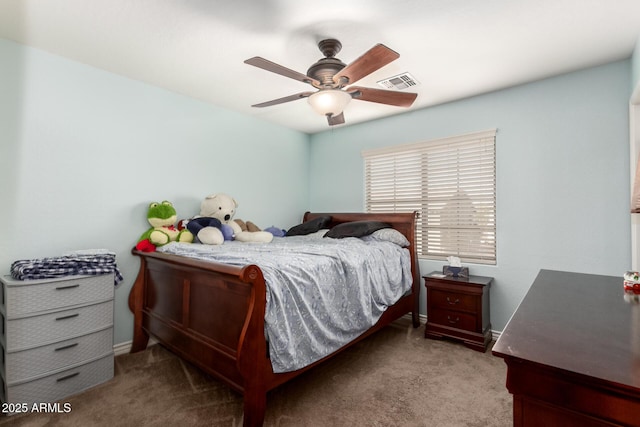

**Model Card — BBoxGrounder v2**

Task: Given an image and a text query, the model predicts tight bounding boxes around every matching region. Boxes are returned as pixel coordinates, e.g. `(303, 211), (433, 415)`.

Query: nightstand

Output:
(424, 271), (492, 352)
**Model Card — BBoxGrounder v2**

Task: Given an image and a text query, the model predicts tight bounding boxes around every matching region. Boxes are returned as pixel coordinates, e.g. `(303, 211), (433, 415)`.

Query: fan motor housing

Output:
(306, 39), (347, 87)
(307, 58), (346, 88)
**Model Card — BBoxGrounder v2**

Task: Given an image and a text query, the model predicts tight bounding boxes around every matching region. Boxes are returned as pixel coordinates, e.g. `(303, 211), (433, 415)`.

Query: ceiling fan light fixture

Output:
(307, 89), (352, 117)
(246, 40), (415, 126)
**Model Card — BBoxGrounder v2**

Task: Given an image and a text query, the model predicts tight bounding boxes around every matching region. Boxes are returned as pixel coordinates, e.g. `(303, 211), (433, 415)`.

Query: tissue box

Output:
(443, 265), (469, 278)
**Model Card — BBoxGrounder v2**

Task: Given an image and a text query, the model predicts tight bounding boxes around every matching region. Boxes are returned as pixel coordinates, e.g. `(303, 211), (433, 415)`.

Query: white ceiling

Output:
(1, 0), (640, 134)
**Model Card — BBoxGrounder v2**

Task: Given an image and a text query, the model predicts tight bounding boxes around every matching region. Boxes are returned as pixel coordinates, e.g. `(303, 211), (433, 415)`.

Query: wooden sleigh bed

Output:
(128, 211), (421, 426)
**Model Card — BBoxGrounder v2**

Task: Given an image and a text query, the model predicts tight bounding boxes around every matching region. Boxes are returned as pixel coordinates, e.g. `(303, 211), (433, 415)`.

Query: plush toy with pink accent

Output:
(136, 201), (194, 252)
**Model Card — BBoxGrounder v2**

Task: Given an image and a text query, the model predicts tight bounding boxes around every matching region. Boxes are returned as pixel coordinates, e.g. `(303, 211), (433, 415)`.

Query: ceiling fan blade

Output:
(327, 112), (345, 126)
(333, 44), (400, 85)
(251, 92), (314, 108)
(348, 86), (417, 107)
(245, 57), (320, 86)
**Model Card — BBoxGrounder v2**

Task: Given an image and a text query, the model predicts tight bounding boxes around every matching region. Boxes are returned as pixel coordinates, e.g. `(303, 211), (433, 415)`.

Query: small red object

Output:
(135, 239), (156, 252)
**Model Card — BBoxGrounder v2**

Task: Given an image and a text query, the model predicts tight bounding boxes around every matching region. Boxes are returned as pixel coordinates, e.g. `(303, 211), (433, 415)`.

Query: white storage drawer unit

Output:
(0, 274), (114, 409)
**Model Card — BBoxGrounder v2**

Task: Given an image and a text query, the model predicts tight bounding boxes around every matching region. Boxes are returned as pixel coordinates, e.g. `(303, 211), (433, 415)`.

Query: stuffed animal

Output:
(136, 201), (193, 252)
(184, 217), (235, 245)
(264, 226), (286, 237)
(199, 193), (273, 243)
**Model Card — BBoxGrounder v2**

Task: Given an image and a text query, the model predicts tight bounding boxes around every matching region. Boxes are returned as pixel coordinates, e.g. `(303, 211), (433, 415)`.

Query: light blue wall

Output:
(309, 60), (632, 332)
(0, 38), (310, 345)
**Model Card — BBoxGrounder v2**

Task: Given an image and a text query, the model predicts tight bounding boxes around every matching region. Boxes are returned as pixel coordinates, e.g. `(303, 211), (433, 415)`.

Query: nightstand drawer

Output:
(428, 308), (477, 331)
(2, 301), (113, 352)
(1, 274), (113, 318)
(429, 289), (476, 312)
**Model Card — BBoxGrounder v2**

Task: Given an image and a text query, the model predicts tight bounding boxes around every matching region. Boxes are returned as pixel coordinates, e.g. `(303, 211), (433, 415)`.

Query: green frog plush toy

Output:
(136, 201), (193, 252)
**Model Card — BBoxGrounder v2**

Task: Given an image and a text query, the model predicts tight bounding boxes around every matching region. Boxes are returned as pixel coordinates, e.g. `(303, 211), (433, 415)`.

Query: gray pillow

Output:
(360, 228), (410, 247)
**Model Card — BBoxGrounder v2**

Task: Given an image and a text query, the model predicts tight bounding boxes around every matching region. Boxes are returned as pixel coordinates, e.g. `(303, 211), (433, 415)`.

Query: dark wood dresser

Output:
(424, 272), (492, 352)
(492, 269), (640, 427)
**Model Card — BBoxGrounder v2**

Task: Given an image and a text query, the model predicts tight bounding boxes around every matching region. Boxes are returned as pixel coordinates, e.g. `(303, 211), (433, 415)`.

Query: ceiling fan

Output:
(244, 39), (417, 126)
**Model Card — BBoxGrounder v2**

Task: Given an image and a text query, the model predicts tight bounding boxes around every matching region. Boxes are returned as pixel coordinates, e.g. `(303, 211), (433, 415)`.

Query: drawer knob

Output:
(447, 315), (460, 324)
(446, 296), (460, 305)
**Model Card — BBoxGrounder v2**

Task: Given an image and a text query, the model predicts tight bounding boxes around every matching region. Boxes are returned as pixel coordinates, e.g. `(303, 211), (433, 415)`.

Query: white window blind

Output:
(363, 129), (497, 264)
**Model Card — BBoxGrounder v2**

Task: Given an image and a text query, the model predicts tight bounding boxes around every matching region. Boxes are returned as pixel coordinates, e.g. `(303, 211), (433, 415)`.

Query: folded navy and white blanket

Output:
(10, 249), (123, 285)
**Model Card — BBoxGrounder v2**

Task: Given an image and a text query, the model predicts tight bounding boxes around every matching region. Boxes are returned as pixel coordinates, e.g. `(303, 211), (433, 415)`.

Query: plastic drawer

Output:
(1, 354), (114, 408)
(2, 301), (113, 352)
(2, 328), (113, 384)
(0, 274), (113, 318)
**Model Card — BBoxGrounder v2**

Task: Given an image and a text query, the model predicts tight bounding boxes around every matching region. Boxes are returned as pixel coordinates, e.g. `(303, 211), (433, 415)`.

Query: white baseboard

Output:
(113, 338), (157, 356)
(113, 341), (131, 356)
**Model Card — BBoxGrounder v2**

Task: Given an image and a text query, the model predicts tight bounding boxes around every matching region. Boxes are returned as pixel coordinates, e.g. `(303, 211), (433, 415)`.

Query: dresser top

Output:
(493, 269), (640, 390)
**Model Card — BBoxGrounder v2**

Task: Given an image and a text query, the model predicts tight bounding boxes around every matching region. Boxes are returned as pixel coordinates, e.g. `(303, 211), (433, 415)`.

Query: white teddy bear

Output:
(198, 193), (273, 244)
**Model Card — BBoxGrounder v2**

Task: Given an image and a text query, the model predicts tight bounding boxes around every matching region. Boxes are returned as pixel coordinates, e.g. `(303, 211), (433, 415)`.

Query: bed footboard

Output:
(128, 250), (269, 398)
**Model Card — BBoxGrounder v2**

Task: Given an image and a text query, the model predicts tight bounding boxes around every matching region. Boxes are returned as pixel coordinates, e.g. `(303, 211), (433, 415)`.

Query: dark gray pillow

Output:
(286, 216), (332, 236)
(324, 221), (391, 239)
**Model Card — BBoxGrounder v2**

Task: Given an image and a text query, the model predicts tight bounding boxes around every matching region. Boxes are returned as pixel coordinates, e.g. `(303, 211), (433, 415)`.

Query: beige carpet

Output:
(0, 318), (512, 426)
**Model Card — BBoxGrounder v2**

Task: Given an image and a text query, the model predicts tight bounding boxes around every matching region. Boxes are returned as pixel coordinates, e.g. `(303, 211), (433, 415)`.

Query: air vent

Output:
(377, 72), (419, 90)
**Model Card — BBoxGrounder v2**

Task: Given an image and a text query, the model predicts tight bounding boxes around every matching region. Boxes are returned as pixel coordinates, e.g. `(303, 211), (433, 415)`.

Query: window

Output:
(363, 129), (497, 265)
